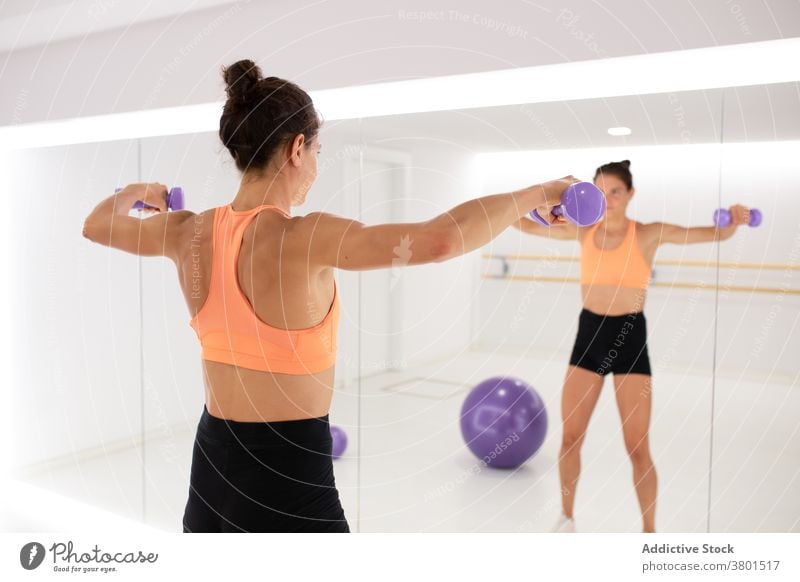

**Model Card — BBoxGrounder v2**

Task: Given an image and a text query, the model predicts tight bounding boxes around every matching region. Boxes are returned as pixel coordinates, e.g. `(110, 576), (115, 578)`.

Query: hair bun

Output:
(620, 159), (631, 168)
(222, 59), (262, 104)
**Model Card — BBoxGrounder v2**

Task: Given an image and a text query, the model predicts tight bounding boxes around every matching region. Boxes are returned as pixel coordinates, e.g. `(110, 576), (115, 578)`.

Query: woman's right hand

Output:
(532, 175), (581, 225)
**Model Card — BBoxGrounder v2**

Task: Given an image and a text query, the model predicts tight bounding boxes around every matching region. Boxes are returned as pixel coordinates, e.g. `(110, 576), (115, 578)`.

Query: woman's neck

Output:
(232, 172), (294, 214)
(601, 213), (629, 232)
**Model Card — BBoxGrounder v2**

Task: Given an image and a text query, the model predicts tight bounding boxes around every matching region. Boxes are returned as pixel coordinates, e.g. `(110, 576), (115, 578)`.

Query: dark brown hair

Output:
(219, 59), (322, 173)
(594, 159), (633, 190)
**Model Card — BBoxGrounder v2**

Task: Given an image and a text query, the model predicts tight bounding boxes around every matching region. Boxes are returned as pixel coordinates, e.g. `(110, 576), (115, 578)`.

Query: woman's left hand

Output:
(727, 204), (751, 227)
(119, 182), (169, 213)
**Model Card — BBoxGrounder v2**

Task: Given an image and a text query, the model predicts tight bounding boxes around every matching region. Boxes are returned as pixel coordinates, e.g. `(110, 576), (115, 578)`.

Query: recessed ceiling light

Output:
(608, 127), (632, 136)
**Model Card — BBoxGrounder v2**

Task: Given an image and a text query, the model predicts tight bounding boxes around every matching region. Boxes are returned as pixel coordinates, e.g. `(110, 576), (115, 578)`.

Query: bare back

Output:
(172, 207), (336, 422)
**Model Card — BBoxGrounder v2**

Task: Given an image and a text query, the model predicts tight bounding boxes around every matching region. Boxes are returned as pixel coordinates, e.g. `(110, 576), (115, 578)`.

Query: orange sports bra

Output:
(580, 220), (652, 290)
(189, 204), (339, 374)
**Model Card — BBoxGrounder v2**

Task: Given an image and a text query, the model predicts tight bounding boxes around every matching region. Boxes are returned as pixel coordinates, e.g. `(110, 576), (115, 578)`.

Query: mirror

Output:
(711, 81), (800, 532)
(355, 89), (725, 532)
(21, 84), (797, 535)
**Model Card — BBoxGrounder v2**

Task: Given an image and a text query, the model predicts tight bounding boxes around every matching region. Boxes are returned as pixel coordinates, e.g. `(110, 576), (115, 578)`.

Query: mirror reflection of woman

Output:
(513, 160), (750, 533)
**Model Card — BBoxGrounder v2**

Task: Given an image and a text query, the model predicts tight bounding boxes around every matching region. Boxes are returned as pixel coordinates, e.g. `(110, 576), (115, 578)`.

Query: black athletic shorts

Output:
(569, 308), (652, 376)
(182, 405), (350, 533)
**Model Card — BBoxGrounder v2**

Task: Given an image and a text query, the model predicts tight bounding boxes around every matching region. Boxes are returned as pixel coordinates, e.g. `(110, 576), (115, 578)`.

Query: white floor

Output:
(11, 350), (800, 533)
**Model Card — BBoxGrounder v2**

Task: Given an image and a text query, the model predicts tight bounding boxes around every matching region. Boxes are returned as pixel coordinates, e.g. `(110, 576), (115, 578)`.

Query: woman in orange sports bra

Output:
(513, 160), (751, 533)
(82, 58), (580, 533)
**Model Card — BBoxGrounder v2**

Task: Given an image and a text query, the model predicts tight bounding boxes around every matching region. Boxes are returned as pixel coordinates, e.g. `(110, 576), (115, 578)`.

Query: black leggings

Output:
(569, 308), (652, 376)
(182, 405), (350, 533)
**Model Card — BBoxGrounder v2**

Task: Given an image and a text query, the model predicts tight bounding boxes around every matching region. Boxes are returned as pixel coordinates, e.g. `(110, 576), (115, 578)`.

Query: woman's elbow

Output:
(82, 219), (94, 241)
(82, 218), (102, 243)
(429, 233), (456, 263)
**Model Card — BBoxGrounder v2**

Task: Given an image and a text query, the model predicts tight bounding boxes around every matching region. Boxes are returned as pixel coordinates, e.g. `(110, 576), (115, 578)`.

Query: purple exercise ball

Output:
(330, 425), (348, 460)
(460, 376), (548, 469)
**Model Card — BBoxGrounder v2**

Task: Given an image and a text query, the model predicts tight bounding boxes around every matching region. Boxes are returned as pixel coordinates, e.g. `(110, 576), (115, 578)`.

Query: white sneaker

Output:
(551, 512), (576, 533)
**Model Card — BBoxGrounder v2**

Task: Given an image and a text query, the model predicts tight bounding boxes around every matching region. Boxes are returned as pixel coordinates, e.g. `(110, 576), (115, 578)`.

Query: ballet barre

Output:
(482, 253), (800, 272)
(479, 273), (800, 296)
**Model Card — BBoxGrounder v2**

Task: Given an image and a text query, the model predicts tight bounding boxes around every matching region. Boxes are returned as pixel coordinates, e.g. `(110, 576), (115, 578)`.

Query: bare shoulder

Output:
(124, 208), (197, 263)
(636, 221), (664, 238)
(170, 208), (199, 230)
(171, 209), (199, 223)
(290, 211), (329, 239)
(171, 209), (204, 236)
(292, 211), (357, 237)
(294, 210), (332, 229)
(636, 221), (681, 248)
(284, 211), (346, 262)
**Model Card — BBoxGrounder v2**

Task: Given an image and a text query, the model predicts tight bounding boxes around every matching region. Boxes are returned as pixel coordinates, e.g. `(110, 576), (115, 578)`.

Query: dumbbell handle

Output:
(114, 186), (185, 211)
(530, 204), (566, 226)
(713, 207), (761, 228)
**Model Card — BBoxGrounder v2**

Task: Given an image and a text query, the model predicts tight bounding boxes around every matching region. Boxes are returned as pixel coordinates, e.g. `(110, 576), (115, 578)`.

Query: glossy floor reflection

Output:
(13, 350), (799, 533)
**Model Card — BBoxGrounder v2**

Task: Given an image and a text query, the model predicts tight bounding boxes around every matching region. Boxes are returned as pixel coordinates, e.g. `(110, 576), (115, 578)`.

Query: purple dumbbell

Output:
(114, 186), (185, 211)
(529, 181), (606, 227)
(713, 207), (762, 228)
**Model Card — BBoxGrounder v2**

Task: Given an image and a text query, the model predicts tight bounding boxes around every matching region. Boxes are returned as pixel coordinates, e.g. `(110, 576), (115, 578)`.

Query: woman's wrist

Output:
(112, 189), (140, 215)
(513, 183), (548, 215)
(721, 224), (737, 239)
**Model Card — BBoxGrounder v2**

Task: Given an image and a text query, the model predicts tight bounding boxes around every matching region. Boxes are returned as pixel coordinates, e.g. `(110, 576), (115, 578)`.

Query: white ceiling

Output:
(334, 82), (800, 150)
(2, 0), (798, 56)
(1, 0), (798, 127)
(0, 0), (75, 19)
(0, 0), (241, 52)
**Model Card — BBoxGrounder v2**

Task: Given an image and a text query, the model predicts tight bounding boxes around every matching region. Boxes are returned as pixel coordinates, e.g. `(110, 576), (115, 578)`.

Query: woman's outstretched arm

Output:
(299, 176), (579, 271)
(652, 204), (751, 245)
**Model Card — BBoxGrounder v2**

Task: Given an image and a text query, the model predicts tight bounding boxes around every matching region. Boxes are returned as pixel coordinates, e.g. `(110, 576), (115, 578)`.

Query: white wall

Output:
(9, 141), (142, 470)
(0, 152), (11, 480)
(365, 142), (479, 370)
(472, 142), (800, 380)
